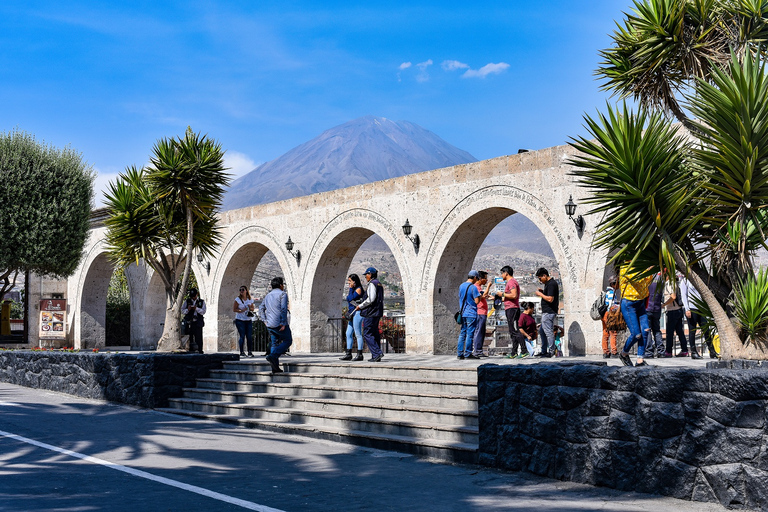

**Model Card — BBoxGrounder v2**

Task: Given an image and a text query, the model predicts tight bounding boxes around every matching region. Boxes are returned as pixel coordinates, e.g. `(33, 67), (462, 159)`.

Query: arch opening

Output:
(432, 207), (561, 355)
(310, 229), (405, 353)
(79, 253), (114, 349)
(217, 243), (286, 353)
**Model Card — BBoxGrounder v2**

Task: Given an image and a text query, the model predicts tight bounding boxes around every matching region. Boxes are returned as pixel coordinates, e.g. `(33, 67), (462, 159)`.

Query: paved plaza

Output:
(0, 372), (731, 512)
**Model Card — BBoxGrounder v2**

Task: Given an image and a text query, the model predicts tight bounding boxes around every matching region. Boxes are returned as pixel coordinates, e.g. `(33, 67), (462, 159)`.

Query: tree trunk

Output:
(673, 251), (742, 359)
(156, 306), (184, 352)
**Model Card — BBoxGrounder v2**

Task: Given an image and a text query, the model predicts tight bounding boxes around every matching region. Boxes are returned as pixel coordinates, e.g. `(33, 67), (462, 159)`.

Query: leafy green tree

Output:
(105, 128), (229, 352)
(0, 129), (94, 301)
(572, 0), (768, 359)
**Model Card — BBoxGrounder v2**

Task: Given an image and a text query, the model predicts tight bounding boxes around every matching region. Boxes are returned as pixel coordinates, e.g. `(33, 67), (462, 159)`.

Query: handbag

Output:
(454, 284), (470, 325)
(605, 306), (627, 332)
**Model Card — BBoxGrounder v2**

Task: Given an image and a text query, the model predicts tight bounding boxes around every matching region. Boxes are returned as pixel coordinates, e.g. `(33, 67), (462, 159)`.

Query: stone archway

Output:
(421, 185), (596, 355)
(302, 209), (414, 353)
(77, 251), (114, 349)
(212, 226), (293, 353)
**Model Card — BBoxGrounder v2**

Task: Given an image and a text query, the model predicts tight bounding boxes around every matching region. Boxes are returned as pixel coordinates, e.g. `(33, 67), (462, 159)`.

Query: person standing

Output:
(516, 302), (537, 358)
(618, 265), (653, 367)
(354, 267), (385, 362)
(601, 276), (619, 358)
(457, 270), (481, 359)
(679, 276), (709, 359)
(663, 273), (688, 357)
(233, 285), (255, 357)
(645, 272), (665, 357)
(182, 288), (206, 354)
(495, 266), (522, 357)
(471, 271), (493, 358)
(340, 274), (366, 361)
(259, 277), (292, 373)
(535, 267), (559, 358)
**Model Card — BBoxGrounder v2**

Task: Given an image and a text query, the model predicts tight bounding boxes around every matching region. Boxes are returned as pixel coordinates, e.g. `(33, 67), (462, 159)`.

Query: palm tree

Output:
(104, 128), (229, 351)
(597, 0), (768, 131)
(570, 52), (768, 358)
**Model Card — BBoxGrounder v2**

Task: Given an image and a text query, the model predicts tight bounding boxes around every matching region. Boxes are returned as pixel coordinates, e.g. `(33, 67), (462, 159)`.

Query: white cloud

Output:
(224, 150), (259, 179)
(462, 62), (510, 79)
(442, 60), (469, 71)
(399, 62), (412, 70)
(416, 59), (433, 82)
(92, 168), (123, 207)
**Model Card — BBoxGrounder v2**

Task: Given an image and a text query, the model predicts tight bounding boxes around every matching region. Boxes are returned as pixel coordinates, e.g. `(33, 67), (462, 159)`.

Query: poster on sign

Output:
(39, 299), (67, 339)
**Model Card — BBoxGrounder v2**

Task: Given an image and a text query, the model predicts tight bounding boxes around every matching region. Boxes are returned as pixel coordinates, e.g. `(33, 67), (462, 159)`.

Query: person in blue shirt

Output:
(340, 273), (366, 361)
(259, 277), (292, 373)
(457, 270), (481, 359)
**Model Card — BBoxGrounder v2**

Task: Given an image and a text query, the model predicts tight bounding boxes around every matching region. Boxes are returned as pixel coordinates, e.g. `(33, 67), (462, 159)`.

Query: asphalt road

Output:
(0, 382), (732, 512)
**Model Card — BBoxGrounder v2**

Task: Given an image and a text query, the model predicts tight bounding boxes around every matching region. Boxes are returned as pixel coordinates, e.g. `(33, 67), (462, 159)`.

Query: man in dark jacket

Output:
(354, 267), (385, 362)
(182, 288), (206, 354)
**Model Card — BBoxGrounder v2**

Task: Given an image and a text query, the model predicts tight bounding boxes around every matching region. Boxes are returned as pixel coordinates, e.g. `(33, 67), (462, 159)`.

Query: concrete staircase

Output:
(157, 357), (479, 462)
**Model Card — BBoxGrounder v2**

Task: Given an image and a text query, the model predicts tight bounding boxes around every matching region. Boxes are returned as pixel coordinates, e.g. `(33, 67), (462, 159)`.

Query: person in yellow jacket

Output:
(618, 265), (654, 367)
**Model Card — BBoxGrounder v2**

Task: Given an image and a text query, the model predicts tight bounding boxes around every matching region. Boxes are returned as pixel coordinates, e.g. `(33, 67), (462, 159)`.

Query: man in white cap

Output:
(353, 267), (385, 362)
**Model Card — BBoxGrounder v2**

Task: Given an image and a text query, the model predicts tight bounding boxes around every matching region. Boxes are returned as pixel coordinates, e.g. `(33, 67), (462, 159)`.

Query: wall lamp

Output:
(285, 237), (301, 265)
(565, 195), (585, 236)
(196, 252), (210, 274)
(402, 219), (420, 252)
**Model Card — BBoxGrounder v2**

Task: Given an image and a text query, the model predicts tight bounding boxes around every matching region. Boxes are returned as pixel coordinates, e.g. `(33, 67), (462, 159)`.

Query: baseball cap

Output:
(365, 267), (377, 274)
(468, 270), (479, 278)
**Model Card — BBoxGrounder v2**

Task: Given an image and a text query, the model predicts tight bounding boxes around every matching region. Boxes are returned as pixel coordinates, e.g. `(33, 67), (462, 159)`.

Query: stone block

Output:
(561, 365), (602, 389)
(528, 365), (564, 387)
(477, 364), (511, 383)
(701, 464), (747, 509)
(564, 409), (588, 443)
(558, 386), (589, 410)
(582, 389), (611, 417)
(711, 370), (768, 401)
(646, 402), (686, 439)
(610, 391), (638, 414)
(634, 368), (688, 402)
(598, 366), (637, 391)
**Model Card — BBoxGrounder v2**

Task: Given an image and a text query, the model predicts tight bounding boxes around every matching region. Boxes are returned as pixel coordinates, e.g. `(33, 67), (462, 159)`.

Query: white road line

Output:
(0, 429), (285, 512)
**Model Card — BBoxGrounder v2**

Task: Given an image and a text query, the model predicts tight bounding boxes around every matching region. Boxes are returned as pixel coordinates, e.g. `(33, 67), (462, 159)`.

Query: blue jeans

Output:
(472, 315), (487, 355)
(235, 319), (253, 353)
(621, 298), (648, 357)
(457, 317), (477, 357)
(267, 325), (293, 362)
(345, 312), (364, 350)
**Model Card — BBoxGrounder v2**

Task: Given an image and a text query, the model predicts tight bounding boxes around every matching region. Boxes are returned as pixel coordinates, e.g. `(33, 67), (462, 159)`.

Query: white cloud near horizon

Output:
(462, 62), (510, 79)
(224, 150), (259, 179)
(399, 62), (412, 70)
(416, 59), (433, 82)
(442, 60), (469, 71)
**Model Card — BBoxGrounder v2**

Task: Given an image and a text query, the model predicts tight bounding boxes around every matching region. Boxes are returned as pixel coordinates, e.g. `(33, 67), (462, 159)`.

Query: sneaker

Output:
(477, 353), (488, 358)
(518, 353), (530, 359)
(505, 354), (515, 359)
(691, 352), (703, 360)
(369, 354), (383, 362)
(239, 352), (246, 357)
(636, 360), (649, 367)
(265, 355), (282, 373)
(537, 352), (552, 358)
(603, 353), (611, 359)
(619, 352), (633, 367)
(663, 352), (673, 358)
(676, 351), (689, 357)
(457, 355), (465, 360)
(466, 354), (479, 360)
(247, 352), (254, 358)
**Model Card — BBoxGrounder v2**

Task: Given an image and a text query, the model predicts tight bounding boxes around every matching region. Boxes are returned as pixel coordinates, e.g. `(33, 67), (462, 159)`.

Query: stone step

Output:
(154, 407), (479, 463)
(206, 369), (477, 395)
(178, 390), (478, 426)
(193, 379), (478, 409)
(223, 360), (478, 382)
(165, 398), (478, 444)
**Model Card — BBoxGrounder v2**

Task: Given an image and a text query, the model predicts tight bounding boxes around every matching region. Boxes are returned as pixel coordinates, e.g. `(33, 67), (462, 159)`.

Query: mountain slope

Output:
(223, 116), (477, 210)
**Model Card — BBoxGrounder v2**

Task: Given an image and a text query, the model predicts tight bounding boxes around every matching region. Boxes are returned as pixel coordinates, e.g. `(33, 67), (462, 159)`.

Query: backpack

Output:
(590, 291), (608, 321)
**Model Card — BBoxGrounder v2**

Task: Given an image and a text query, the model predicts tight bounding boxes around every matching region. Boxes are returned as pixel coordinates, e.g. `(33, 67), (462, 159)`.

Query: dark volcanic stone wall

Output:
(0, 351), (237, 408)
(478, 362), (768, 510)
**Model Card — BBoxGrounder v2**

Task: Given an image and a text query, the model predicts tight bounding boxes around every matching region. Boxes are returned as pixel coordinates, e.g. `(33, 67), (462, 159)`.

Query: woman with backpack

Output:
(601, 276), (619, 358)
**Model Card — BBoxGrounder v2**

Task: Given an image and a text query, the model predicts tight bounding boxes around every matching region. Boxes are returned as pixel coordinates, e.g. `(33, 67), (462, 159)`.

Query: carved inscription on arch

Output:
(305, 209), (411, 289)
(421, 186), (578, 291)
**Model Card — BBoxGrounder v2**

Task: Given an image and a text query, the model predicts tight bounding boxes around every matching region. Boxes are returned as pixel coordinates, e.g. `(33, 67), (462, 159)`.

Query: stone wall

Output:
(0, 351), (238, 408)
(478, 362), (768, 510)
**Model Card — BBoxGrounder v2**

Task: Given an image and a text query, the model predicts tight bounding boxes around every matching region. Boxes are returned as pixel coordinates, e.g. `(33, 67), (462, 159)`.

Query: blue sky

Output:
(1, 1), (625, 203)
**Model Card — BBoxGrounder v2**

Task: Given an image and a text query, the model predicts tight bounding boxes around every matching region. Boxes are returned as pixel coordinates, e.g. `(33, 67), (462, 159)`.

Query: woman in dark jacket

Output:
(340, 274), (366, 361)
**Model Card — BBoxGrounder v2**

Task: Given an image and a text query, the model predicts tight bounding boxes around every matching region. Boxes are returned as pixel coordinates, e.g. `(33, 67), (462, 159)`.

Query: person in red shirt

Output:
(495, 266), (523, 356)
(471, 271), (493, 358)
(516, 302), (537, 358)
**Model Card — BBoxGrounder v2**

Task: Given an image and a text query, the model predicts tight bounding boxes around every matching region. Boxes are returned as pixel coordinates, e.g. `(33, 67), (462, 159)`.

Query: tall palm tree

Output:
(597, 0), (768, 131)
(105, 128), (229, 351)
(571, 52), (768, 358)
